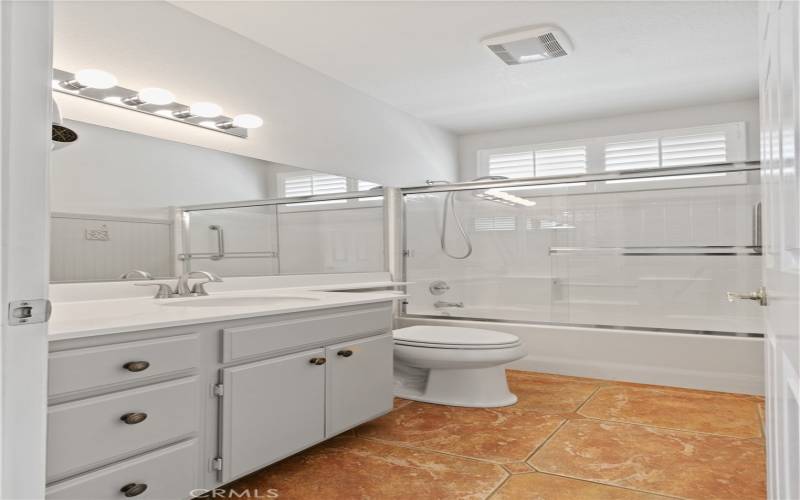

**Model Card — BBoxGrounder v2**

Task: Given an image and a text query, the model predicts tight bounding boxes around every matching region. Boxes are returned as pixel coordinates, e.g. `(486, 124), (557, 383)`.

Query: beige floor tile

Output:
(492, 472), (667, 500)
(221, 436), (507, 499)
(356, 401), (565, 463)
(507, 370), (602, 414)
(579, 385), (762, 438)
(529, 419), (766, 500)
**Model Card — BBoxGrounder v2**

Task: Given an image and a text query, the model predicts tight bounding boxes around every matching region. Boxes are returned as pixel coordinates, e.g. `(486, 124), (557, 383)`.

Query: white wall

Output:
(51, 120), (285, 219)
(53, 1), (457, 187)
(457, 99), (760, 180)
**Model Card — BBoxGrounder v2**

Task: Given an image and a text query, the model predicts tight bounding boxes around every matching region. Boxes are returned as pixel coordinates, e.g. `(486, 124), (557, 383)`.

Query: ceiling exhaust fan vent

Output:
(483, 25), (572, 65)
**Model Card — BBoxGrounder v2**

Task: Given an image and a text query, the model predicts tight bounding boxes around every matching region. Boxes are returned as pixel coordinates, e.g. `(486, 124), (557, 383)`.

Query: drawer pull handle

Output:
(309, 357), (326, 365)
(120, 412), (148, 425)
(337, 350), (354, 357)
(120, 483), (148, 497)
(123, 361), (150, 372)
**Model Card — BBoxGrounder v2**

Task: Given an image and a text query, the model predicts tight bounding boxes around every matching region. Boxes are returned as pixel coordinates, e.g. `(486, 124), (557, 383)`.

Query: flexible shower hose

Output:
(441, 191), (473, 259)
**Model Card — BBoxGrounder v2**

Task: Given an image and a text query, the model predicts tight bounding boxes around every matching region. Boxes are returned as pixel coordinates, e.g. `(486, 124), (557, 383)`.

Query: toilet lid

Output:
(393, 326), (520, 348)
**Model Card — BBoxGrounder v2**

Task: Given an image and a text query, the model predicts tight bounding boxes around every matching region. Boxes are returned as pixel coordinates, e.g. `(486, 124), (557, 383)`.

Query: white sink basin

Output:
(161, 296), (320, 308)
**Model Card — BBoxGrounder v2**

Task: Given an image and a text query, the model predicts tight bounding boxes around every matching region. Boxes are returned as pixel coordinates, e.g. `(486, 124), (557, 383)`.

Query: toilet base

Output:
(394, 363), (518, 408)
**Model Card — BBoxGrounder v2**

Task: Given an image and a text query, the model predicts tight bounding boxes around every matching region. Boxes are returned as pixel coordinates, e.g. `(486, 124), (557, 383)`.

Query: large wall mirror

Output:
(50, 120), (385, 282)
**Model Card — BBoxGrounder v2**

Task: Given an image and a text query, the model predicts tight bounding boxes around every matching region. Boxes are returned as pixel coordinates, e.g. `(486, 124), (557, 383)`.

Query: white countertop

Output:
(48, 283), (407, 341)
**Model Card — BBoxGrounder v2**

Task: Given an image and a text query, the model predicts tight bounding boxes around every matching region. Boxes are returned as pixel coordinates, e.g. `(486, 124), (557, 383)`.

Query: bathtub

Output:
(396, 312), (764, 395)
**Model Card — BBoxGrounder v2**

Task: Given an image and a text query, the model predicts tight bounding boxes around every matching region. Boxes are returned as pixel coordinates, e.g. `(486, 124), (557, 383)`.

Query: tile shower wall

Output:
(404, 175), (764, 334)
(50, 214), (173, 282)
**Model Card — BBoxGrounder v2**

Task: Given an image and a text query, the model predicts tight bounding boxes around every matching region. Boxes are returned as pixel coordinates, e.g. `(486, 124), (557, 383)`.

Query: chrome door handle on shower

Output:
(726, 286), (767, 306)
(209, 225), (225, 260)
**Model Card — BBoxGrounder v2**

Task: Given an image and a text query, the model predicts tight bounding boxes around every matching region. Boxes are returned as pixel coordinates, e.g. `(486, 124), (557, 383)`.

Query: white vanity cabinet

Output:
(45, 301), (394, 499)
(219, 348), (327, 482)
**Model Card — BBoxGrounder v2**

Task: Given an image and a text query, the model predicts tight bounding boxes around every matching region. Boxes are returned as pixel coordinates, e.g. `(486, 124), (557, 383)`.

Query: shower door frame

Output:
(396, 160), (765, 338)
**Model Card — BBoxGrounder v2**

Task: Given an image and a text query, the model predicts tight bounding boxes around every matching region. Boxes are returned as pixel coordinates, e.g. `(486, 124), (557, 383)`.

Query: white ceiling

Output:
(173, 1), (759, 135)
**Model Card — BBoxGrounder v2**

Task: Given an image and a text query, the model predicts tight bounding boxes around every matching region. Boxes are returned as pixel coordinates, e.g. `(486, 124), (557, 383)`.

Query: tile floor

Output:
(216, 370), (766, 499)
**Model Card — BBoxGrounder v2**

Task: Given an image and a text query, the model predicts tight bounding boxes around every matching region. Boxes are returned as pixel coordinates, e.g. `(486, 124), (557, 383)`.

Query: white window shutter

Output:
(488, 151), (534, 178)
(534, 146), (587, 176)
(604, 139), (660, 171)
(283, 174), (348, 197)
(310, 174), (347, 195)
(283, 175), (314, 197)
(661, 132), (726, 167)
(474, 216), (516, 231)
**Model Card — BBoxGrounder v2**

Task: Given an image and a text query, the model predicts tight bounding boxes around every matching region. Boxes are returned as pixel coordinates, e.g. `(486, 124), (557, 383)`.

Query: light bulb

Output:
(138, 87), (175, 105)
(189, 102), (222, 118)
(74, 69), (118, 89)
(232, 114), (263, 129)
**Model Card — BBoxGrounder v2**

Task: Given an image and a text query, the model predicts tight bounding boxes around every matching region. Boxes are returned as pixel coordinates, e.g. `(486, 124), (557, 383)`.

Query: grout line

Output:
(484, 473), (512, 500)
(574, 414), (765, 441)
(574, 383), (605, 414)
(524, 418), (571, 464)
(534, 471), (685, 500)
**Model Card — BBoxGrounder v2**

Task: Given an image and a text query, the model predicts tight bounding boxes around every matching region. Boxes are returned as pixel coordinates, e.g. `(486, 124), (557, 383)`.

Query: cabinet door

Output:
(325, 333), (393, 437)
(220, 348), (325, 482)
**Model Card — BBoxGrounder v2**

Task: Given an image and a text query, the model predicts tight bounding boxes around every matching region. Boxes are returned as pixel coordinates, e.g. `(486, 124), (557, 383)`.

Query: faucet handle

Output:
(134, 283), (175, 299)
(190, 281), (213, 296)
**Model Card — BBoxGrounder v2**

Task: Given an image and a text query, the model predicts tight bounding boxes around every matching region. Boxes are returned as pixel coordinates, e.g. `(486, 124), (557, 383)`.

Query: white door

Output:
(759, 2), (800, 499)
(0, 1), (54, 498)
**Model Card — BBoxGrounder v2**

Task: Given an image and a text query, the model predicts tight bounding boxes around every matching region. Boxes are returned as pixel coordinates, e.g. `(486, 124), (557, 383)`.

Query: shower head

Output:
(52, 99), (78, 150)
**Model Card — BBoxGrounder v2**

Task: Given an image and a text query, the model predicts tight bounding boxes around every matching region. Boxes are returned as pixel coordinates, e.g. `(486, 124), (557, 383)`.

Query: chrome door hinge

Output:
(8, 299), (51, 325)
(212, 457), (223, 471)
(213, 384), (224, 397)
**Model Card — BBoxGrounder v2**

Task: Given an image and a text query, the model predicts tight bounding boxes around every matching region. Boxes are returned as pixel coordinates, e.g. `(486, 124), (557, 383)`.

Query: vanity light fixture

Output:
(51, 68), (260, 138)
(189, 102), (223, 118)
(122, 87), (176, 106)
(65, 68), (118, 90)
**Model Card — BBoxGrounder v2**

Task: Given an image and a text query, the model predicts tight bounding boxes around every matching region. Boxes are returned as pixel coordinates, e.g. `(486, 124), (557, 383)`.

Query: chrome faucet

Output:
(176, 271), (223, 297)
(434, 300), (464, 308)
(134, 270), (223, 298)
(119, 269), (153, 280)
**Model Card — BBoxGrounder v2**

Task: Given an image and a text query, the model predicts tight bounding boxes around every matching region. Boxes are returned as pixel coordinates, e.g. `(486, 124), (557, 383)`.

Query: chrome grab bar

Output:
(177, 251), (277, 261)
(549, 246), (762, 256)
(209, 225), (224, 260)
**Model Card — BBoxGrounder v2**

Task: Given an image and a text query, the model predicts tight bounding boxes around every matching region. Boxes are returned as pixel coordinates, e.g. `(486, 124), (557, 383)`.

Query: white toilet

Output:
(393, 325), (526, 408)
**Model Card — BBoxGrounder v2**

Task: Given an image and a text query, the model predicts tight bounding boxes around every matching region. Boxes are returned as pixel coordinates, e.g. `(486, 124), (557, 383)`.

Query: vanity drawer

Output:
(221, 304), (392, 362)
(47, 438), (198, 500)
(47, 377), (198, 483)
(49, 334), (198, 397)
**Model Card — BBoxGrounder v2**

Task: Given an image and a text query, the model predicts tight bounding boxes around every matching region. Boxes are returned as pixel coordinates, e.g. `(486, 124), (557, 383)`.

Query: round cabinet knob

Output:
(337, 350), (354, 357)
(120, 412), (148, 425)
(120, 483), (148, 497)
(309, 357), (326, 365)
(123, 361), (150, 373)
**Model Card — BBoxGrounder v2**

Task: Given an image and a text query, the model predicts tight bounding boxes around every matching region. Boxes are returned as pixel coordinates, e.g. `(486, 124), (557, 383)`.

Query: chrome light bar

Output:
(52, 68), (250, 138)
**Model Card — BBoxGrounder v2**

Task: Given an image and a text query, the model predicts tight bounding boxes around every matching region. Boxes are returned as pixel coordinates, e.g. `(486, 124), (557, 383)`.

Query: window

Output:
(604, 130), (728, 171)
(661, 131), (727, 167)
(487, 150), (535, 178)
(478, 122), (745, 178)
(534, 146), (587, 177)
(484, 145), (587, 179)
(604, 139), (660, 171)
(474, 216), (516, 231)
(282, 174), (347, 197)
